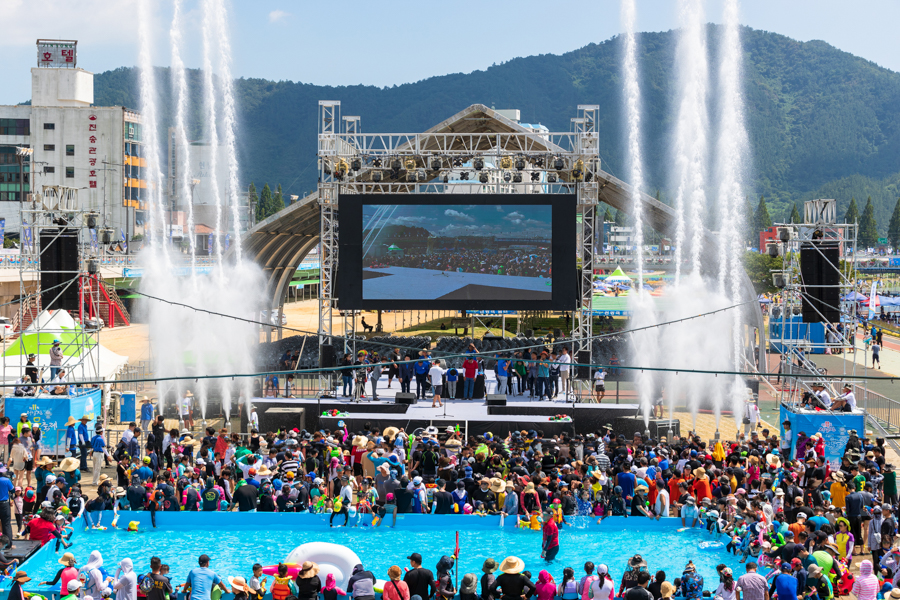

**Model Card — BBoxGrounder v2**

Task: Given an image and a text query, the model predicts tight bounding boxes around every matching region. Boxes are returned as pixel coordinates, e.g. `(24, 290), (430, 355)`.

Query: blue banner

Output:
(5, 388), (101, 455)
(0, 217), (5, 248)
(225, 234), (230, 250)
(780, 405), (865, 467)
(22, 218), (32, 249)
(90, 228), (98, 252)
(207, 233), (213, 254)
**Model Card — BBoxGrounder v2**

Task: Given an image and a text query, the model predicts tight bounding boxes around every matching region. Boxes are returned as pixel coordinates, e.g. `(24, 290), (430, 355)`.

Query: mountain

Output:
(92, 25), (900, 233)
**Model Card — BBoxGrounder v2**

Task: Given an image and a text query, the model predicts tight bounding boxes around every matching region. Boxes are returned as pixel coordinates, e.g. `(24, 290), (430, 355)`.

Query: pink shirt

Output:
(0, 425), (11, 445)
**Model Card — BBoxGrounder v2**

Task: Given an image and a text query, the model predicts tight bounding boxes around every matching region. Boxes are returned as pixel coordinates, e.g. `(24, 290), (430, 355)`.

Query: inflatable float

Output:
(698, 541), (724, 550)
(275, 542), (386, 589)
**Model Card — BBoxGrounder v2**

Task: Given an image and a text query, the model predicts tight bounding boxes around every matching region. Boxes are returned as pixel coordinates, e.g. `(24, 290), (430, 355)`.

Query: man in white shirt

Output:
(743, 400), (761, 436)
(832, 384), (856, 412)
(815, 384), (832, 409)
(50, 370), (68, 396)
(593, 369), (607, 402)
(181, 391), (194, 429)
(557, 348), (572, 398)
(654, 479), (670, 519)
(428, 361), (444, 408)
(780, 419), (793, 453)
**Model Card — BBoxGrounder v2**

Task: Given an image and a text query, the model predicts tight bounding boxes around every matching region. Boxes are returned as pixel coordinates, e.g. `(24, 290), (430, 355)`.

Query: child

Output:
(322, 573), (347, 600)
(249, 564), (267, 600)
(12, 487), (23, 534)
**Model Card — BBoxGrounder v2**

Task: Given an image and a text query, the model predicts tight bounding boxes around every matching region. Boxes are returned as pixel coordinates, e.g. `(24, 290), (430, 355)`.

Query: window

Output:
(0, 119), (30, 136)
(43, 166), (55, 174)
(43, 123), (55, 130)
(65, 167), (74, 178)
(43, 144), (55, 151)
(66, 145), (75, 156)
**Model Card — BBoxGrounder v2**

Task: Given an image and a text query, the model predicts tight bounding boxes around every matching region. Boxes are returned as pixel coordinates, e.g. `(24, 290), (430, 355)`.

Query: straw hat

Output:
(383, 427), (400, 440)
(352, 435), (368, 448)
(693, 467), (706, 478)
(59, 457), (79, 473)
(36, 457), (55, 467)
(523, 482), (535, 493)
(185, 390), (194, 397)
(228, 577), (252, 593)
(256, 466), (273, 478)
(499, 556), (525, 575)
(490, 478), (505, 493)
(823, 542), (841, 555)
(181, 435), (200, 446)
(298, 562), (320, 579)
(766, 454), (782, 468)
(831, 471), (846, 482)
(58, 552), (76, 566)
(660, 582), (676, 599)
(12, 572), (31, 583)
(65, 416), (77, 427)
(98, 474), (111, 485)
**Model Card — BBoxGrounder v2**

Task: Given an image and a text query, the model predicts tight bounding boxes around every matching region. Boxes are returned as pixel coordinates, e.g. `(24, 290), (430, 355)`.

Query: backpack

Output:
(140, 574), (155, 594)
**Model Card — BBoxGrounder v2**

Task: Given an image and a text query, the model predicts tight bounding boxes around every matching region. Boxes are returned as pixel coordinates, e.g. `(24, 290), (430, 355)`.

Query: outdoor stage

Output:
(243, 373), (679, 438)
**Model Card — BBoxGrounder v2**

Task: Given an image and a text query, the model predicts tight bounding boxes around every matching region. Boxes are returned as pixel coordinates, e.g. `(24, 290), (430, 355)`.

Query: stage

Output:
(243, 373), (679, 438)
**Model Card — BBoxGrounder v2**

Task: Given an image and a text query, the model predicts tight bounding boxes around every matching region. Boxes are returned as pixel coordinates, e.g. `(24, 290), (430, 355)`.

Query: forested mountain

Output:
(91, 25), (900, 233)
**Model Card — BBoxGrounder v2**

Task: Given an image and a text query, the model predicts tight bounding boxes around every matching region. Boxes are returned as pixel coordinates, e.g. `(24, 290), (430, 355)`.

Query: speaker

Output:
(486, 394), (507, 406)
(40, 228), (79, 311)
(319, 344), (337, 369)
(800, 241), (840, 323)
(576, 350), (591, 379)
(395, 393), (416, 405)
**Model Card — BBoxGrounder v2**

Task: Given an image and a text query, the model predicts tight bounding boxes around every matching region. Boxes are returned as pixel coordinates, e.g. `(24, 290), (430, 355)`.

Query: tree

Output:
(888, 198), (900, 250)
(273, 184), (285, 214)
(247, 182), (259, 224)
(790, 203), (801, 224)
(844, 196), (860, 224)
(859, 196), (879, 248)
(257, 183), (274, 221)
(603, 207), (614, 222)
(742, 251), (781, 294)
(754, 196), (772, 233)
(614, 208), (627, 227)
(744, 196), (756, 246)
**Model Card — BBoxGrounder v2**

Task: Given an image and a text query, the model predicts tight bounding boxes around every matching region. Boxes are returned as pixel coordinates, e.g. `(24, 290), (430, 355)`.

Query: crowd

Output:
(2, 412), (899, 600)
(366, 249), (551, 279)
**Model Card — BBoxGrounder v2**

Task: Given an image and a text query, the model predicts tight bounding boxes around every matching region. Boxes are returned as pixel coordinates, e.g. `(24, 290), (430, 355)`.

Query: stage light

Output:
(548, 173), (558, 183)
(350, 158), (361, 171)
(773, 272), (786, 289)
(554, 157), (565, 170)
(416, 169), (427, 182)
(430, 157), (442, 170)
(335, 159), (348, 180)
(499, 156), (513, 170)
(479, 172), (489, 184)
(442, 174), (449, 184)
(530, 172), (540, 182)
(460, 171), (470, 181)
(585, 171), (593, 182)
(373, 158), (383, 167)
(503, 172), (511, 183)
(572, 159), (585, 181)
(767, 242), (780, 258)
(404, 158), (416, 171)
(513, 173), (523, 183)
(474, 158), (484, 171)
(371, 170), (383, 182)
(452, 158), (462, 167)
(86, 212), (99, 230)
(390, 158), (402, 171)
(515, 157), (526, 171)
(535, 157), (544, 168)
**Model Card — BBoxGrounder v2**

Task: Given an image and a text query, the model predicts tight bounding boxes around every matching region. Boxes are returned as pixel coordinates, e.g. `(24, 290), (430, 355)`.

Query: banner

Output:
(868, 281), (878, 321)
(22, 219), (32, 249)
(5, 388), (100, 455)
(119, 229), (127, 252)
(780, 405), (865, 467)
(207, 233), (213, 254)
(0, 218), (5, 248)
(90, 228), (98, 252)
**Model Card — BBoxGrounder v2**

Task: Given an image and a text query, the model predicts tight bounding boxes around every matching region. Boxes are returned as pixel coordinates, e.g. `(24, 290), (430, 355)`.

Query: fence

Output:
(854, 383), (900, 433)
(114, 360), (152, 392)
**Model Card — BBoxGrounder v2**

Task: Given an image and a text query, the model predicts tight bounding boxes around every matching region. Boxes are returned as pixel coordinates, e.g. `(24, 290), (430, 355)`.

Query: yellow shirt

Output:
(830, 482), (847, 508)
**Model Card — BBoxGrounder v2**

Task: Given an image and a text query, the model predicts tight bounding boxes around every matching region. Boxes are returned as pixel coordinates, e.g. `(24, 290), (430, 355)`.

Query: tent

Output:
(604, 267), (633, 283)
(843, 291), (867, 301)
(0, 310), (128, 384)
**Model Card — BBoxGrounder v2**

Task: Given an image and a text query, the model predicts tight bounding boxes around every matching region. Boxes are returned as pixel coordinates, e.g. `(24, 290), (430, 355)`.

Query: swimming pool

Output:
(19, 513), (743, 596)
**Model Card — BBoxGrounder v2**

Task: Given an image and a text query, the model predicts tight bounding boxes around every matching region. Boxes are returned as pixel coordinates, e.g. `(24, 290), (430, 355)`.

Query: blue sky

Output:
(363, 204), (551, 238)
(1, 0), (898, 105)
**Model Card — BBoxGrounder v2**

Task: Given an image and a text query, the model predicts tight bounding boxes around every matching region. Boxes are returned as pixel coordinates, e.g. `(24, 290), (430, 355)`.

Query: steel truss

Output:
(316, 102), (601, 393)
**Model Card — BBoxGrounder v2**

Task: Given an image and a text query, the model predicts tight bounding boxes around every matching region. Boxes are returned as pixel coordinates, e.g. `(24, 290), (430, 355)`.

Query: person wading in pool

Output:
(542, 509), (560, 561)
(330, 475), (353, 527)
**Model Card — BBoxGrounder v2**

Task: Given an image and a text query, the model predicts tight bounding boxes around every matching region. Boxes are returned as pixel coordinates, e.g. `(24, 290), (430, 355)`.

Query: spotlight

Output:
(773, 272), (786, 289)
(404, 158), (416, 171)
(767, 242), (780, 258)
(390, 158), (402, 171)
(572, 159), (585, 181)
(452, 158), (462, 167)
(416, 168), (427, 182)
(373, 158), (382, 167)
(474, 157), (484, 171)
(430, 157), (442, 171)
(371, 170), (383, 182)
(548, 173), (558, 183)
(86, 211), (99, 229)
(553, 157), (565, 170)
(530, 172), (540, 182)
(499, 156), (513, 170)
(460, 171), (470, 181)
(442, 174), (449, 184)
(535, 157), (544, 168)
(585, 171), (593, 182)
(350, 158), (361, 171)
(479, 172), (489, 184)
(513, 173), (523, 183)
(503, 172), (511, 183)
(515, 157), (526, 171)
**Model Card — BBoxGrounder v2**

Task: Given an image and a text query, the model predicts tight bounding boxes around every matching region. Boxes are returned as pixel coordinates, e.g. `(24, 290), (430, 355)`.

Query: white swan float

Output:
(285, 542), (386, 590)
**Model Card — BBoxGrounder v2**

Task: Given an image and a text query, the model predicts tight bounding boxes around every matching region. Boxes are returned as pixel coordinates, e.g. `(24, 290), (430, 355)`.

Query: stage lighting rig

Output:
(371, 170), (383, 182)
(350, 158), (361, 171)
(390, 158), (402, 171)
(460, 171), (470, 181)
(499, 156), (513, 170)
(547, 173), (558, 183)
(534, 157), (545, 168)
(430, 157), (442, 170)
(373, 158), (383, 168)
(530, 172), (540, 182)
(553, 157), (565, 171)
(452, 158), (462, 167)
(515, 156), (526, 171)
(503, 172), (511, 183)
(479, 172), (489, 184)
(474, 157), (484, 171)
(572, 159), (585, 181)
(442, 174), (449, 183)
(416, 169), (427, 182)
(513, 173), (523, 183)
(404, 158), (416, 171)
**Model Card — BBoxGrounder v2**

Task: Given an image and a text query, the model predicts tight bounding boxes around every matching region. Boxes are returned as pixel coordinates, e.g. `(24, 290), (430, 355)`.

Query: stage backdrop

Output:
(5, 388), (100, 455)
(780, 404), (865, 467)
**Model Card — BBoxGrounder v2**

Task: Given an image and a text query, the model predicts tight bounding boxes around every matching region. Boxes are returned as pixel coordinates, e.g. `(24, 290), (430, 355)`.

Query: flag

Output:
(21, 218), (32, 249)
(225, 234), (230, 250)
(207, 233), (213, 254)
(0, 218), (5, 248)
(868, 281), (878, 321)
(90, 228), (98, 252)
(119, 229), (127, 252)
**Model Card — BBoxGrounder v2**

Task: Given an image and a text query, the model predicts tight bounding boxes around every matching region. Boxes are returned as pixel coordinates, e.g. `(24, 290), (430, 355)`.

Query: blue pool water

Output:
(20, 513), (743, 595)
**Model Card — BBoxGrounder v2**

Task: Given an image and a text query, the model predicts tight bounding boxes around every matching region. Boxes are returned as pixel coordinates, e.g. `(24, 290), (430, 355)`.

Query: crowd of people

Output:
(366, 248), (551, 279)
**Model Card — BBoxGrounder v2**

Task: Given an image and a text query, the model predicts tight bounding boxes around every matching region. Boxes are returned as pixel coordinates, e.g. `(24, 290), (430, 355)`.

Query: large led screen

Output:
(337, 194), (576, 310)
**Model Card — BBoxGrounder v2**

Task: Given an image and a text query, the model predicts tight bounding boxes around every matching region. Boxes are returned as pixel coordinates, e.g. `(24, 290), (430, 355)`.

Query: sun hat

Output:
(59, 457), (79, 473)
(12, 572), (30, 583)
(660, 582), (676, 598)
(298, 562), (320, 579)
(807, 565), (823, 578)
(460, 574), (478, 595)
(482, 558), (499, 574)
(228, 577), (252, 593)
(490, 478), (505, 493)
(65, 416), (77, 427)
(58, 552), (76, 566)
(499, 556), (525, 575)
(889, 589), (900, 600)
(524, 482), (535, 493)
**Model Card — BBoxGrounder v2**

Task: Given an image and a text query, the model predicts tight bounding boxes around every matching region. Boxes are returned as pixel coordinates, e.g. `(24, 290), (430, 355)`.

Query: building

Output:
(0, 40), (143, 237)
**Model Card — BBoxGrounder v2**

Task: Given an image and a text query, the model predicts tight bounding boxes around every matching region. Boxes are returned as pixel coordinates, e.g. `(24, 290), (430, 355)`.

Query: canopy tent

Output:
(604, 267), (632, 283)
(843, 291), (867, 301)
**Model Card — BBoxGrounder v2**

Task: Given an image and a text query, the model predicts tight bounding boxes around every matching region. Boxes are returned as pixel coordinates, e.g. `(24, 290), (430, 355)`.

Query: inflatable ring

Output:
(373, 580), (388, 594)
(261, 564), (302, 578)
(285, 542), (361, 588)
(698, 541), (724, 550)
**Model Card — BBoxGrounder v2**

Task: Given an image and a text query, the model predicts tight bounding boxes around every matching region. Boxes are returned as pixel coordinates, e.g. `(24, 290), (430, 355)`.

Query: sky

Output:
(1, 0), (899, 105)
(363, 204), (552, 239)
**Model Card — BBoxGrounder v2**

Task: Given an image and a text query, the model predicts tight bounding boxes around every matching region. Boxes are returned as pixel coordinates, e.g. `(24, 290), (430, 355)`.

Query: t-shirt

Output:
(463, 360), (478, 378)
(557, 354), (571, 372)
(403, 568), (435, 600)
(429, 366), (444, 385)
(774, 574), (798, 600)
(594, 371), (607, 386)
(185, 567), (221, 600)
(201, 488), (221, 511)
(146, 573), (173, 600)
(624, 587), (653, 600)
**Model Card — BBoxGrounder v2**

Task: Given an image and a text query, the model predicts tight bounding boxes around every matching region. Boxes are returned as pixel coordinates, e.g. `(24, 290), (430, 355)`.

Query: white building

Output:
(0, 40), (143, 237)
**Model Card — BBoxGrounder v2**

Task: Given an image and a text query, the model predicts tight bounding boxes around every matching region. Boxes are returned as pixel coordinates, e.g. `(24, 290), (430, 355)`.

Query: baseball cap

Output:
(199, 554), (211, 564)
(596, 564), (609, 575)
(407, 552), (422, 563)
(791, 558), (802, 568)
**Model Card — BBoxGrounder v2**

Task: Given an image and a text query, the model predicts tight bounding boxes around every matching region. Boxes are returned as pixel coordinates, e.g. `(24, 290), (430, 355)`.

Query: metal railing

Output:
(114, 360), (152, 392)
(855, 383), (900, 433)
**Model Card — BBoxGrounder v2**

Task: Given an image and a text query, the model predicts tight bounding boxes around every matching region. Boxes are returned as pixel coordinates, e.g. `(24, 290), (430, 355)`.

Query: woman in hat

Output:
(41, 552), (78, 592)
(480, 559), (499, 600)
(382, 566), (410, 600)
(9, 571), (30, 600)
(229, 576), (253, 600)
(295, 561), (322, 600)
(459, 573), (478, 600)
(835, 517), (854, 562)
(488, 557), (535, 600)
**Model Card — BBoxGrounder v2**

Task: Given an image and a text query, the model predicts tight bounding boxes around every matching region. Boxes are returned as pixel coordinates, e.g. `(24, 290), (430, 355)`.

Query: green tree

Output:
(859, 196), (879, 248)
(754, 196), (772, 233)
(247, 182), (259, 223)
(790, 203), (801, 224)
(257, 183), (274, 221)
(614, 209), (627, 227)
(844, 196), (860, 224)
(603, 207), (614, 222)
(888, 198), (900, 250)
(744, 196), (756, 246)
(273, 184), (285, 214)
(742, 251), (781, 294)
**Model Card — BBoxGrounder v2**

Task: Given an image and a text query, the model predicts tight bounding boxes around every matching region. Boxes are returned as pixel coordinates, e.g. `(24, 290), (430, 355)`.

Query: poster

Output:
(780, 405), (865, 467)
(5, 388), (101, 455)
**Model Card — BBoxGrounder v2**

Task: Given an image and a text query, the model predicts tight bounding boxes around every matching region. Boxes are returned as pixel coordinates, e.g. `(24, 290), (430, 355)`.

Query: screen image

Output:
(337, 194), (576, 311)
(362, 204), (552, 301)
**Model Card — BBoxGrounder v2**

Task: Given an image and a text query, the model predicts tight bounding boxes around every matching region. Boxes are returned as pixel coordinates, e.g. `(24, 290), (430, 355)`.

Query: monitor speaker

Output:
(800, 241), (840, 323)
(40, 228), (79, 311)
(395, 393), (416, 405)
(576, 350), (591, 379)
(486, 394), (507, 406)
(319, 344), (337, 369)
